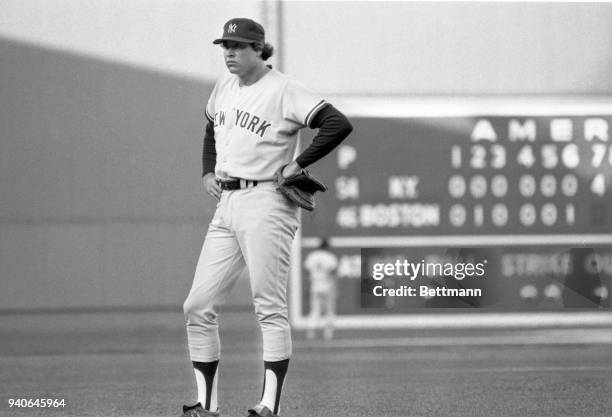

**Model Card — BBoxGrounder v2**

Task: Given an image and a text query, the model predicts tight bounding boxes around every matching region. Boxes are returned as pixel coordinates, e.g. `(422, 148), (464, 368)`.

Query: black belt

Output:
(216, 178), (259, 190)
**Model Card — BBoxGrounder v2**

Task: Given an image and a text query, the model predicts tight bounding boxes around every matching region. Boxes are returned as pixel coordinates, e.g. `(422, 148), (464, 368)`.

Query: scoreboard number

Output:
(561, 144), (580, 168)
(541, 145), (558, 169)
(591, 173), (606, 197)
(519, 175), (536, 198)
(491, 175), (508, 198)
(591, 143), (607, 168)
(561, 174), (578, 197)
(470, 145), (487, 169)
(517, 145), (536, 168)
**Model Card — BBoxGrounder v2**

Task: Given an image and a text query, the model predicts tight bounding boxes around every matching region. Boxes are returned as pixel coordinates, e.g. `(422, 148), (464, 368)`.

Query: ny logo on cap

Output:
(228, 23), (237, 33)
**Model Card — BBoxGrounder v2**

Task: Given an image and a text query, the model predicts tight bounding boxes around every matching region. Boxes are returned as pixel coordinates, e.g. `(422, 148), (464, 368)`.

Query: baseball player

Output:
(181, 18), (353, 417)
(304, 238), (339, 340)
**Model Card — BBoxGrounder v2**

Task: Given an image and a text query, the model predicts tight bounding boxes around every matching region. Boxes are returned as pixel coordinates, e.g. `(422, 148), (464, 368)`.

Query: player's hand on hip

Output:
(281, 160), (302, 177)
(203, 172), (221, 200)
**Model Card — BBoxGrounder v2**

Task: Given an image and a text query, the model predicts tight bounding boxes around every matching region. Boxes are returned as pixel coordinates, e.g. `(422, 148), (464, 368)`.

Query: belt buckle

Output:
(217, 178), (257, 190)
(216, 178), (232, 190)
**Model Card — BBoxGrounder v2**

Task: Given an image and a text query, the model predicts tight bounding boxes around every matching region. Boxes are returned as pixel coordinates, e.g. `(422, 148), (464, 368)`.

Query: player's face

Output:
(221, 41), (260, 76)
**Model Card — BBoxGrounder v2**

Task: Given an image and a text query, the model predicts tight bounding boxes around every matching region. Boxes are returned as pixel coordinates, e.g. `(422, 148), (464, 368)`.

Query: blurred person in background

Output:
(304, 237), (339, 340)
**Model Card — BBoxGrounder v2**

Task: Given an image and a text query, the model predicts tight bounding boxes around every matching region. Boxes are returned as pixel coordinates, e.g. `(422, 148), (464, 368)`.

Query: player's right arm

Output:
(202, 81), (222, 200)
(202, 119), (221, 200)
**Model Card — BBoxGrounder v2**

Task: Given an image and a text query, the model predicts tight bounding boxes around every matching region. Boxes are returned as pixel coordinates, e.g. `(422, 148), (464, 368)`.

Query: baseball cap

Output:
(213, 18), (265, 45)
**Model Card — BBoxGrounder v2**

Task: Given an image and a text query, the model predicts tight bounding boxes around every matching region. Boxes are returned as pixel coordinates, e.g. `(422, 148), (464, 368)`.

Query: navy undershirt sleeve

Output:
(202, 120), (217, 177)
(295, 104), (353, 168)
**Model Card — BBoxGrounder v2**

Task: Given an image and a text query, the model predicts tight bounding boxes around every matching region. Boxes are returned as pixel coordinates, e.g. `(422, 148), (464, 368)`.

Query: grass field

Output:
(1, 309), (611, 417)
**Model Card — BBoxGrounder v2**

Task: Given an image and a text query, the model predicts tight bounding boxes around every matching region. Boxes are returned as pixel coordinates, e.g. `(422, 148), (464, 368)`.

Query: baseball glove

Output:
(274, 166), (327, 211)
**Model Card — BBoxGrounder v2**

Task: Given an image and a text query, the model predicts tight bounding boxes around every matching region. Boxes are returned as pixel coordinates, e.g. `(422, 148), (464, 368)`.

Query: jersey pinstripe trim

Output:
(205, 107), (214, 122)
(304, 99), (327, 127)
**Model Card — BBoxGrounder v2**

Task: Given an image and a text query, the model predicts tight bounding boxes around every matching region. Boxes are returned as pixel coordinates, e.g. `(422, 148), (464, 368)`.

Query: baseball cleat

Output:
(181, 402), (219, 417)
(247, 404), (278, 417)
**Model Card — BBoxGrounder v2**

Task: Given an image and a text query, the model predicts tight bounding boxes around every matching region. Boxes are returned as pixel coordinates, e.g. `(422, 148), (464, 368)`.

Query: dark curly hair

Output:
(253, 42), (274, 61)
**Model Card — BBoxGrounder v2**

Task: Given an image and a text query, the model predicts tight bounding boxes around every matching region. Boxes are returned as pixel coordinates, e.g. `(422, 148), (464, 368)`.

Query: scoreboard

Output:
(305, 115), (612, 236)
(292, 99), (612, 328)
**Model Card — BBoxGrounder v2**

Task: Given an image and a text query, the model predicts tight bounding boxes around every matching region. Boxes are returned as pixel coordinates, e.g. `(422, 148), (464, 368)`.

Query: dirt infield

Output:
(1, 310), (611, 417)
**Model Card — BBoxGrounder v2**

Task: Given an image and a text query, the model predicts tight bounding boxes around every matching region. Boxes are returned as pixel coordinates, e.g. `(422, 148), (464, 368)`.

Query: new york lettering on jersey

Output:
(213, 108), (271, 138)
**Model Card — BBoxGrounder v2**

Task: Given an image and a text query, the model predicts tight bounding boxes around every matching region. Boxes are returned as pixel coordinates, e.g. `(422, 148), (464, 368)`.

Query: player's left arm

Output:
(282, 104), (353, 176)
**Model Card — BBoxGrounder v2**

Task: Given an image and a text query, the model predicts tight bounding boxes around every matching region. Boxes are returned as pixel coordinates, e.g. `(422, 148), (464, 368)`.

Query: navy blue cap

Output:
(213, 18), (265, 45)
